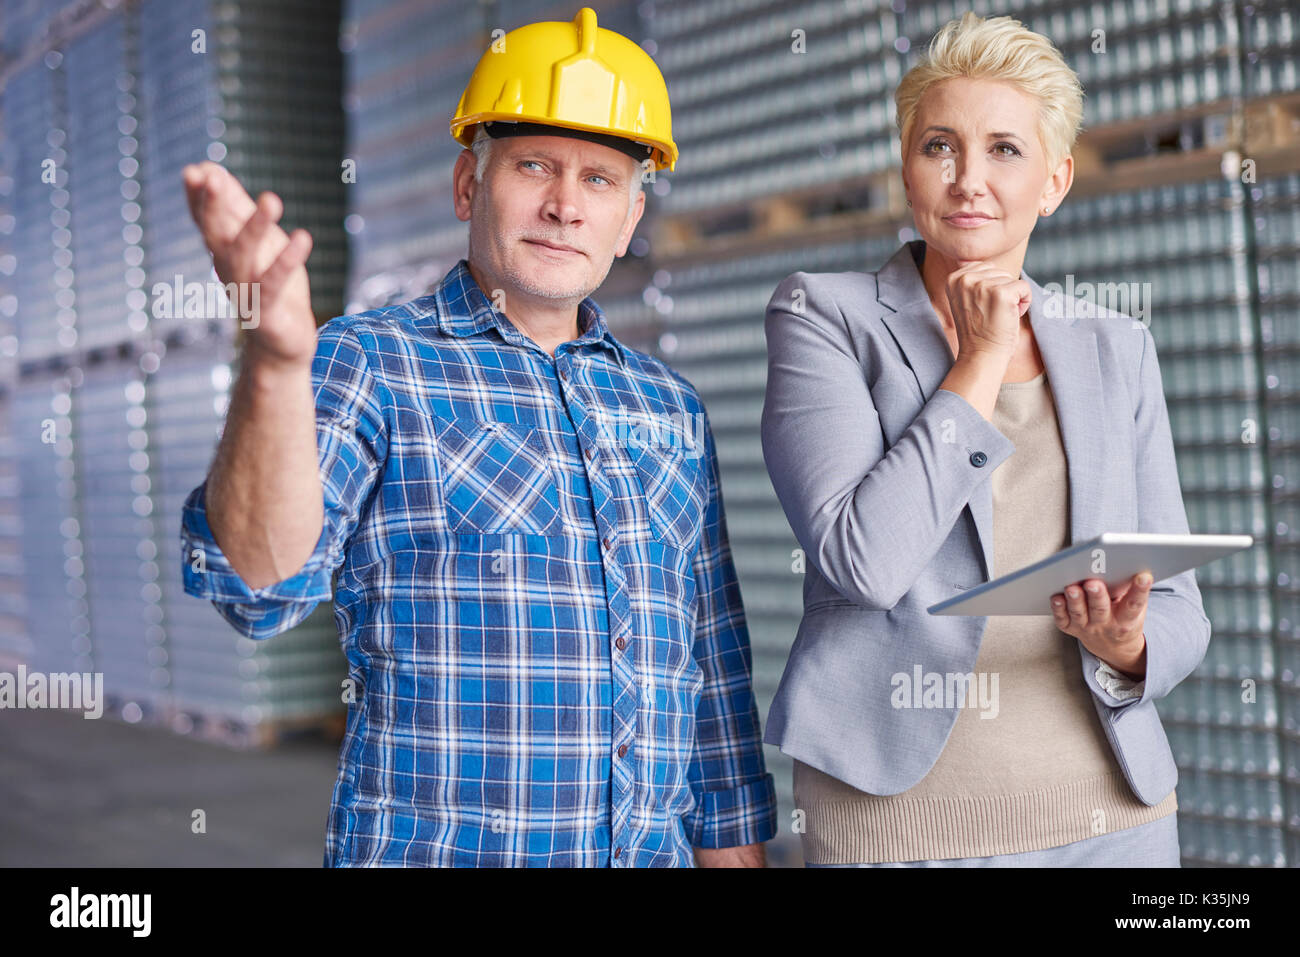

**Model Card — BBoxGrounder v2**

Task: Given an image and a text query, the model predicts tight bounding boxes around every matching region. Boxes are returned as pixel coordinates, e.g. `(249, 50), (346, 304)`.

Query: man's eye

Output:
(520, 160), (544, 171)
(588, 175), (610, 186)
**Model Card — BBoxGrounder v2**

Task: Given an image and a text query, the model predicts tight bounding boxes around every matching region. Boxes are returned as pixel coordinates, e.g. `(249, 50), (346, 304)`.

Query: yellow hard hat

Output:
(450, 7), (678, 172)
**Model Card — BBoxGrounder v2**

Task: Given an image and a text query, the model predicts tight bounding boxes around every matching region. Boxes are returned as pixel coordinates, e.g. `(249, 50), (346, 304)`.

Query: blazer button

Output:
(970, 451), (988, 467)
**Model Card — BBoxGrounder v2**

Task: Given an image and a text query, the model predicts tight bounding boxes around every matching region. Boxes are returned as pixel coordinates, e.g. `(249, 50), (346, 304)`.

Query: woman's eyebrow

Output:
(921, 125), (1026, 141)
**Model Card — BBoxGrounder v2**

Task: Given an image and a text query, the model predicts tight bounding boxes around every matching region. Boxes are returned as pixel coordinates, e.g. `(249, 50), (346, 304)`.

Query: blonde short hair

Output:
(894, 11), (1083, 175)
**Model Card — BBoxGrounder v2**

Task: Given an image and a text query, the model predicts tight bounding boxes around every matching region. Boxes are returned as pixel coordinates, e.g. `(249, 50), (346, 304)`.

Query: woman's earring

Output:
(906, 199), (912, 207)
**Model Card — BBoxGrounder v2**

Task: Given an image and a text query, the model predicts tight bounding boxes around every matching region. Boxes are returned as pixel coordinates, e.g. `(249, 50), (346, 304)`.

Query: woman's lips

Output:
(943, 213), (994, 228)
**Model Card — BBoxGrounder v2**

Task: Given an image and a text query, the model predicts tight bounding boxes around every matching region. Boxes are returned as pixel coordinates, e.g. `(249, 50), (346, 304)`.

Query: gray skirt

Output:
(804, 812), (1180, 867)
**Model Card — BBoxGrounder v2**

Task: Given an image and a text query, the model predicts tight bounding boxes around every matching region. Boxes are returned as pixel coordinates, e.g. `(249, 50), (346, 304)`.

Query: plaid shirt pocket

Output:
(629, 442), (708, 548)
(435, 417), (563, 535)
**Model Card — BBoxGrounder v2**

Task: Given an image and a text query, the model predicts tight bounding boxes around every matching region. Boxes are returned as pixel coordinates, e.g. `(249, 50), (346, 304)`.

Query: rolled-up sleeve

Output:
(1078, 322), (1211, 709)
(179, 319), (388, 640)
(682, 405), (778, 849)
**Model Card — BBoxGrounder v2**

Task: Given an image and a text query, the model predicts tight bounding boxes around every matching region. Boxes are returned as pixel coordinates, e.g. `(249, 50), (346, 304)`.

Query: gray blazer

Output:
(760, 239), (1211, 805)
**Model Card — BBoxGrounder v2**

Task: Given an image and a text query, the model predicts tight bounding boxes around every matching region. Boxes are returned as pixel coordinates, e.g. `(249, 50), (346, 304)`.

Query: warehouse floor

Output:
(0, 707), (340, 866)
(0, 707), (803, 867)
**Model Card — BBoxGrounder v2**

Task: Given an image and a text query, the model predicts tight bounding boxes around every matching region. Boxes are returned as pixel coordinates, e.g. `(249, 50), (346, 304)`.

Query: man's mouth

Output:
(524, 239), (584, 256)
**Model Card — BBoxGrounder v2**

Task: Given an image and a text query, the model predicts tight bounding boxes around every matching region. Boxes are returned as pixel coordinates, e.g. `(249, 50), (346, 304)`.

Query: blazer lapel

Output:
(876, 240), (1104, 583)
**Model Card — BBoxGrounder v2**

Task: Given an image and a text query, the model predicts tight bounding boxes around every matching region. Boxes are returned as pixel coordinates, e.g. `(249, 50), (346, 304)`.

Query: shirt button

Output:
(970, 451), (987, 467)
(615, 636), (626, 650)
(614, 847), (622, 859)
(617, 743), (628, 758)
(584, 446), (594, 461)
(603, 536), (612, 549)
(559, 367), (568, 381)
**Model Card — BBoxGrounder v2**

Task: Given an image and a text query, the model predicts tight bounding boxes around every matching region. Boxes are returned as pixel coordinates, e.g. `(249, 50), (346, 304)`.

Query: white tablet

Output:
(927, 532), (1253, 617)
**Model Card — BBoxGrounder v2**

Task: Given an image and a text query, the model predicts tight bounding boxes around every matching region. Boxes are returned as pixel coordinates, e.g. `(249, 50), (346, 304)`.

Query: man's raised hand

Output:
(182, 161), (318, 369)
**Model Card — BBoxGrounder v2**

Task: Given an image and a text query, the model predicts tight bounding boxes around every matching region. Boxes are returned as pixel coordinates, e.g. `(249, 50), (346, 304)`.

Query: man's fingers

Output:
(259, 228), (314, 294)
(262, 228), (313, 283)
(183, 161), (259, 247)
(182, 163), (206, 223)
(183, 161), (211, 217)
(205, 162), (257, 216)
(255, 189), (283, 224)
(227, 191), (290, 281)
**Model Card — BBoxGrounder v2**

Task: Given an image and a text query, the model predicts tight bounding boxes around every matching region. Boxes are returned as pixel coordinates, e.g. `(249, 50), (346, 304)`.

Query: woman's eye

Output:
(994, 143), (1022, 156)
(923, 139), (951, 153)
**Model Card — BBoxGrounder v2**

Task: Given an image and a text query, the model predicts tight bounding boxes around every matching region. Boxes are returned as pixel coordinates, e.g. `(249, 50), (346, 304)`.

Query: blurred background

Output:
(0, 0), (1297, 867)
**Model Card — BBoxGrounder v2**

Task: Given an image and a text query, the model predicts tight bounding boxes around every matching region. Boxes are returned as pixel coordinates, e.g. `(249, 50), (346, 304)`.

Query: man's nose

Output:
(541, 174), (583, 226)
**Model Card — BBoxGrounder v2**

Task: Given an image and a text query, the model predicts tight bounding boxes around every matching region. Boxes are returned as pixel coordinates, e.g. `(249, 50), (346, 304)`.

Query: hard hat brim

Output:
(482, 119), (655, 167)
(452, 113), (677, 172)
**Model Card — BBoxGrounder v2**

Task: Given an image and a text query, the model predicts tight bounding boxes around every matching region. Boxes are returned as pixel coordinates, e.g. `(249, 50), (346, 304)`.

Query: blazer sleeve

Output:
(760, 271), (1015, 610)
(1078, 322), (1212, 708)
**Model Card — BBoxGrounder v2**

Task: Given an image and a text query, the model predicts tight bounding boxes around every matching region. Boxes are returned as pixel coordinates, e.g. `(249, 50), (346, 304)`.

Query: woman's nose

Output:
(950, 157), (988, 197)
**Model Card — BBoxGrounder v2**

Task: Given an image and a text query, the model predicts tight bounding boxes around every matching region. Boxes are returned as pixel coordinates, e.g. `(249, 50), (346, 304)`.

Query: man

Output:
(178, 7), (776, 867)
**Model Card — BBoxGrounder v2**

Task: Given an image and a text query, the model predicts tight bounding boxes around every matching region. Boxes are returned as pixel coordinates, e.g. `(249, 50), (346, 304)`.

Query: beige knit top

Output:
(793, 370), (1177, 863)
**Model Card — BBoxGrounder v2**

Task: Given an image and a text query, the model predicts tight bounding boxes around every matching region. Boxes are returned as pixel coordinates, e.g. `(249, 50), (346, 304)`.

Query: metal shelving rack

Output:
(0, 0), (351, 747)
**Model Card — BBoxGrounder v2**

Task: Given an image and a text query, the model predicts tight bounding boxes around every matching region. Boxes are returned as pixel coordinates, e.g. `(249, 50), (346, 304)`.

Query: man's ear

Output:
(453, 149), (477, 223)
(614, 187), (646, 258)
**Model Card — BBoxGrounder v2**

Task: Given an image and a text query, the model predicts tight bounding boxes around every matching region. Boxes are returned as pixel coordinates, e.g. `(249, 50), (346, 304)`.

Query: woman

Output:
(760, 12), (1211, 866)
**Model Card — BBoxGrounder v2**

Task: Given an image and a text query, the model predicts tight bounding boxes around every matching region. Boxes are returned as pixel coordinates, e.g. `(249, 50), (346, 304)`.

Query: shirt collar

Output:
(432, 260), (628, 367)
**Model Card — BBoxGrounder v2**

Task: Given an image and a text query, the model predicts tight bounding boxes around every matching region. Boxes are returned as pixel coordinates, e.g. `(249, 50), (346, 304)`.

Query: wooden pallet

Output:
(652, 168), (906, 262)
(648, 91), (1300, 265)
(1064, 91), (1300, 196)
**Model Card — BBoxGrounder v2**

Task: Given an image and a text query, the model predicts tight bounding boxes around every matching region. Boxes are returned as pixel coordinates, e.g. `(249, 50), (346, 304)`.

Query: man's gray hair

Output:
(469, 125), (644, 217)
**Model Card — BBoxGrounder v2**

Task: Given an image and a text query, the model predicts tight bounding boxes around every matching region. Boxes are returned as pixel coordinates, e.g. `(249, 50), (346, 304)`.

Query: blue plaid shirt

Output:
(179, 260), (777, 866)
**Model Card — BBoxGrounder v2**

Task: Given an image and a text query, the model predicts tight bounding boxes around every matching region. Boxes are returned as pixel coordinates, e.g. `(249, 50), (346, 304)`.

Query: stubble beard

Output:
(470, 193), (621, 305)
